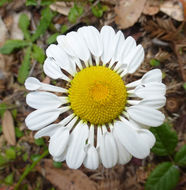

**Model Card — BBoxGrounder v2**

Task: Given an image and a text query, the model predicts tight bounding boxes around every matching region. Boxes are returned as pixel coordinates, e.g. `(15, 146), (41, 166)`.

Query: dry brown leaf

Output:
(160, 0), (184, 21)
(36, 159), (98, 190)
(2, 110), (16, 145)
(143, 0), (160, 15)
(179, 0), (186, 20)
(50, 2), (73, 16)
(0, 16), (8, 46)
(115, 0), (147, 29)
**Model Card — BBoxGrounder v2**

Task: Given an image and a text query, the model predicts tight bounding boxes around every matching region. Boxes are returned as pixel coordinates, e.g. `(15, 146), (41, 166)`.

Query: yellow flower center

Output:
(68, 66), (127, 125)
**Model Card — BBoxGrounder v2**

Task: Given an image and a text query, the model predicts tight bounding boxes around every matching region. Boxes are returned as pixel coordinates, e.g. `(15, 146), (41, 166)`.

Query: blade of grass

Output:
(14, 150), (49, 189)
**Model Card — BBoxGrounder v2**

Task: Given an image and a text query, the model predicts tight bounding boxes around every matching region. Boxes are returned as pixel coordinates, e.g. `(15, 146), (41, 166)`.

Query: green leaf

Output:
(60, 25), (68, 34)
(150, 123), (178, 156)
(183, 83), (186, 90)
(0, 154), (8, 166)
(92, 3), (108, 18)
(31, 154), (41, 162)
(26, 0), (37, 6)
(150, 59), (160, 67)
(31, 7), (54, 42)
(0, 102), (7, 117)
(47, 33), (59, 44)
(18, 46), (31, 84)
(0, 0), (12, 6)
(53, 161), (62, 168)
(34, 138), (45, 146)
(18, 13), (30, 40)
(68, 4), (84, 23)
(4, 173), (14, 185)
(11, 109), (17, 118)
(41, 0), (54, 6)
(0, 40), (30, 54)
(174, 145), (186, 167)
(5, 147), (16, 160)
(145, 162), (180, 190)
(15, 127), (24, 138)
(32, 44), (45, 64)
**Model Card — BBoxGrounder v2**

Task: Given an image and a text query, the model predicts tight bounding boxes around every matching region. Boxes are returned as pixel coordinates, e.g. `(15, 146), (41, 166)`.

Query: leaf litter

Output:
(0, 0), (185, 189)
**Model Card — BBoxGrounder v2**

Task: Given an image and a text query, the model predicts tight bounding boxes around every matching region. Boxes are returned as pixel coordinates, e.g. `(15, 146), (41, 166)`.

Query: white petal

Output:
(100, 26), (115, 64)
(34, 123), (61, 139)
(126, 69), (162, 88)
(57, 32), (90, 62)
(115, 139), (132, 165)
(127, 105), (165, 127)
(125, 44), (144, 74)
(84, 146), (99, 170)
(53, 151), (66, 162)
(43, 58), (69, 81)
(109, 31), (125, 68)
(66, 122), (89, 169)
(49, 127), (69, 157)
(134, 82), (166, 98)
(24, 77), (67, 93)
(113, 120), (150, 159)
(78, 26), (102, 58)
(99, 126), (118, 168)
(25, 107), (69, 130)
(139, 96), (166, 109)
(26, 91), (66, 109)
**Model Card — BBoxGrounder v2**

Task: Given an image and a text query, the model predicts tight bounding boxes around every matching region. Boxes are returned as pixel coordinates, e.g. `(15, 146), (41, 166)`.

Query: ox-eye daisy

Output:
(25, 26), (166, 170)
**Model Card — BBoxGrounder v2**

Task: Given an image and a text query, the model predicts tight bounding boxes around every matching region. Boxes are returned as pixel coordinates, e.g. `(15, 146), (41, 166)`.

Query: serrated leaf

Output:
(18, 13), (30, 40)
(32, 44), (45, 64)
(26, 0), (37, 6)
(174, 145), (186, 167)
(145, 162), (180, 190)
(31, 7), (54, 42)
(68, 4), (84, 23)
(0, 40), (30, 54)
(150, 123), (178, 156)
(18, 46), (31, 84)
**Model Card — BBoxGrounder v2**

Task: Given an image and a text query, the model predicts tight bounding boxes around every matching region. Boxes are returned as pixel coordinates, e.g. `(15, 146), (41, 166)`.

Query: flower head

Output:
(25, 26), (166, 169)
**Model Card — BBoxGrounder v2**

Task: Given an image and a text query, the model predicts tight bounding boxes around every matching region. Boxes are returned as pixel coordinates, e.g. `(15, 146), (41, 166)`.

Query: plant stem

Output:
(14, 150), (49, 190)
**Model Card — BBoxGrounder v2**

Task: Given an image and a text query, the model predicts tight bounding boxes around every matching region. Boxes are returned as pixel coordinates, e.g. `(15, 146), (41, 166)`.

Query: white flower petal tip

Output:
(66, 123), (89, 169)
(49, 127), (69, 157)
(84, 146), (99, 170)
(26, 91), (66, 109)
(127, 105), (165, 127)
(24, 77), (67, 93)
(25, 107), (69, 131)
(113, 120), (152, 159)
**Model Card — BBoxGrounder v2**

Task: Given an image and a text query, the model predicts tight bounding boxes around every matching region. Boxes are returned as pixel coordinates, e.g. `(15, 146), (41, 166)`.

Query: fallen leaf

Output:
(143, 0), (160, 15)
(50, 2), (73, 16)
(115, 0), (147, 29)
(36, 159), (98, 190)
(179, 0), (186, 20)
(160, 0), (184, 21)
(2, 110), (16, 145)
(0, 16), (8, 46)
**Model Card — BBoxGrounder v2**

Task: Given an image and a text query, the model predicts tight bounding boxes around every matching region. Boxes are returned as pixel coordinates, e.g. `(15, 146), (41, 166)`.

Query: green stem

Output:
(14, 150), (49, 190)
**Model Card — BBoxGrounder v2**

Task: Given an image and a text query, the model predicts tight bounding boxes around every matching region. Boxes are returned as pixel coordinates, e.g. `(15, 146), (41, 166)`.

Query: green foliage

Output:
(0, 40), (30, 54)
(41, 0), (54, 6)
(150, 123), (178, 156)
(145, 162), (180, 190)
(5, 147), (16, 160)
(34, 138), (45, 146)
(0, 154), (8, 166)
(150, 59), (160, 67)
(22, 152), (29, 162)
(15, 127), (24, 138)
(32, 44), (45, 64)
(174, 145), (186, 167)
(18, 13), (30, 40)
(0, 0), (12, 6)
(183, 83), (186, 90)
(0, 102), (7, 117)
(68, 4), (84, 23)
(18, 47), (31, 84)
(26, 0), (37, 6)
(31, 7), (54, 42)
(47, 33), (59, 44)
(53, 161), (62, 168)
(61, 25), (68, 34)
(92, 3), (108, 18)
(4, 173), (14, 185)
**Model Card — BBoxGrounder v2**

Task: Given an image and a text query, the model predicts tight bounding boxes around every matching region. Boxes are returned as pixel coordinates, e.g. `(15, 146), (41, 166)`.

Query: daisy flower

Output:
(25, 26), (166, 170)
